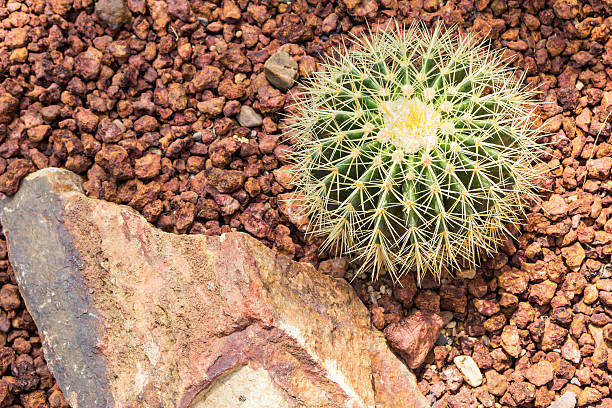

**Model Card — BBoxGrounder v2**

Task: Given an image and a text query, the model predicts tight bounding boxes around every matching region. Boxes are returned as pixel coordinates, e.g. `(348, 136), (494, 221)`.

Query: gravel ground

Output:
(1, 0), (612, 407)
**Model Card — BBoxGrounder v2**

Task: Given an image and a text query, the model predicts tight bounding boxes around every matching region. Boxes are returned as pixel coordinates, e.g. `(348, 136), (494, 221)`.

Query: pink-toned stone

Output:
(498, 269), (528, 294)
(1, 168), (428, 408)
(485, 370), (508, 396)
(528, 280), (557, 306)
(500, 325), (521, 358)
(542, 194), (569, 219)
(561, 338), (581, 364)
(277, 192), (309, 232)
(541, 321), (569, 351)
(561, 242), (585, 271)
(587, 157), (612, 180)
(524, 360), (554, 386)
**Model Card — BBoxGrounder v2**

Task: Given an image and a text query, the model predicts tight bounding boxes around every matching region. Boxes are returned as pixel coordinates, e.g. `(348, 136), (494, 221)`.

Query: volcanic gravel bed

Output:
(1, 0), (612, 406)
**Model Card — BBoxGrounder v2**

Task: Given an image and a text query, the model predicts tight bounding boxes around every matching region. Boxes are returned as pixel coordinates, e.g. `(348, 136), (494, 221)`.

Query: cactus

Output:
(287, 22), (545, 282)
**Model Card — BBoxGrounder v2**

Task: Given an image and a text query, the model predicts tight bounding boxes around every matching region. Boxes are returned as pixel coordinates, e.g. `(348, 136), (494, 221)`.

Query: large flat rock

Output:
(0, 168), (429, 408)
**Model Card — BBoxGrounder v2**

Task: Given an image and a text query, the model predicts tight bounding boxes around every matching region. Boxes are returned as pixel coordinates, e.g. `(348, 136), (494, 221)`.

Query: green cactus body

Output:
(288, 22), (545, 281)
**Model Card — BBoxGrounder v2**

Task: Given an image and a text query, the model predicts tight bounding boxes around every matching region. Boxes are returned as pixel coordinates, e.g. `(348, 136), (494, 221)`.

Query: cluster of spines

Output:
(287, 22), (545, 282)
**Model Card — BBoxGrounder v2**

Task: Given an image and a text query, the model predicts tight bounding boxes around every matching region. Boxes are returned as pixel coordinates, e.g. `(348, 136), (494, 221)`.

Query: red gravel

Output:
(1, 0), (612, 407)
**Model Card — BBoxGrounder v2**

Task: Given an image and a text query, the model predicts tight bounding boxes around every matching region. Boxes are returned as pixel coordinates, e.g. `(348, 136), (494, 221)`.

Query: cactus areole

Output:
(288, 22), (544, 282)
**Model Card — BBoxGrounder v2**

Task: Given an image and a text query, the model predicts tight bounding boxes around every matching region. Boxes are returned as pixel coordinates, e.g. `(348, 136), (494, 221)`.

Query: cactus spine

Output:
(287, 22), (544, 282)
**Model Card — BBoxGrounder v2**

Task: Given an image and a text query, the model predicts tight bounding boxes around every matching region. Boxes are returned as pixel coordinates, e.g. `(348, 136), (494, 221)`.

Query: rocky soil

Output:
(0, 0), (611, 407)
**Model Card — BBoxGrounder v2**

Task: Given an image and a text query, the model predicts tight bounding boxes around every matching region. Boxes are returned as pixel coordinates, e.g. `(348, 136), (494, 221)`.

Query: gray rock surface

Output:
(264, 52), (299, 91)
(95, 0), (131, 29)
(237, 105), (263, 128)
(0, 169), (108, 407)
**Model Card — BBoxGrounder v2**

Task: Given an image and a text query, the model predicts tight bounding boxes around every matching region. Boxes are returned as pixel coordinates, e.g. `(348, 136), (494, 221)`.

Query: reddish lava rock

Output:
(524, 360), (554, 387)
(384, 311), (445, 369)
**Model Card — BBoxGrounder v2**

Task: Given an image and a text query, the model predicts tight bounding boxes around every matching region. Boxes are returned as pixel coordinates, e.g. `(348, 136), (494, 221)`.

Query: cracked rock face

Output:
(0, 168), (428, 408)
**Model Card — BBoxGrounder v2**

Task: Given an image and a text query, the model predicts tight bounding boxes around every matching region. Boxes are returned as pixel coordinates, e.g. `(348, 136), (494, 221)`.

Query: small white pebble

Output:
(454, 355), (483, 387)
